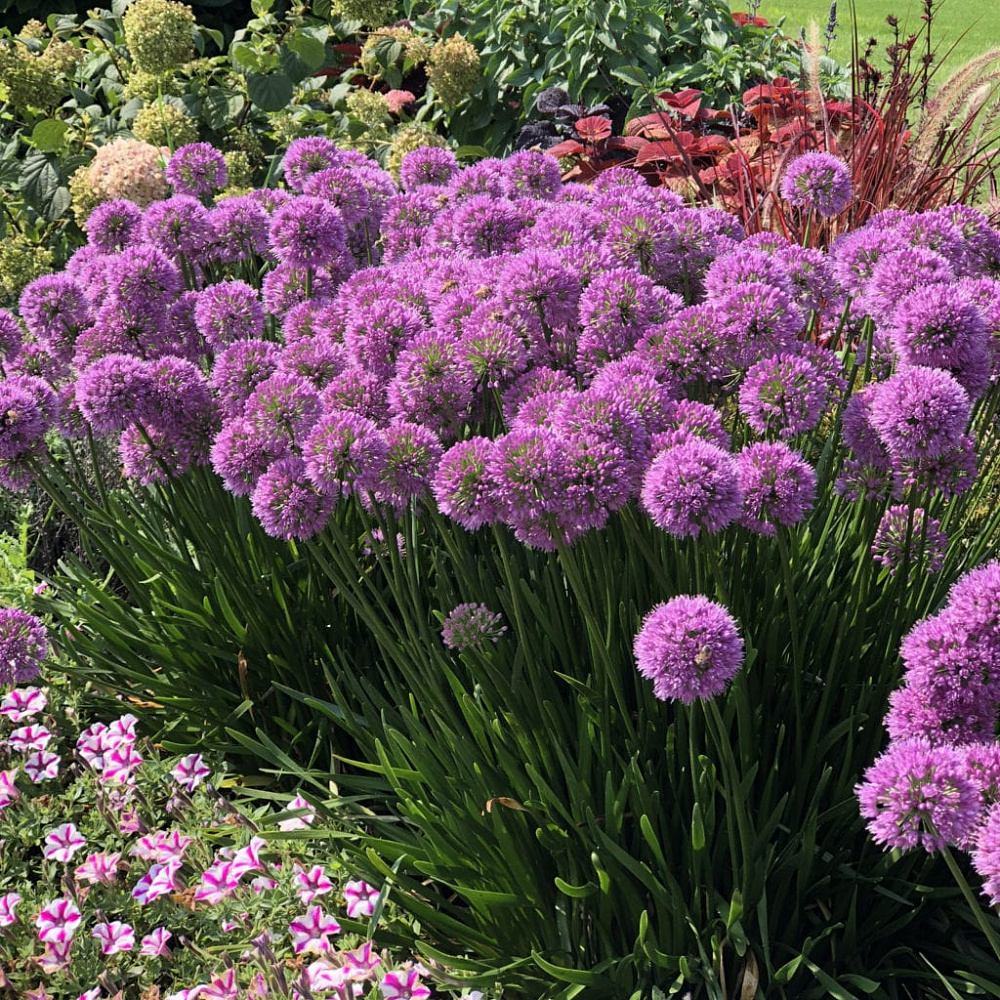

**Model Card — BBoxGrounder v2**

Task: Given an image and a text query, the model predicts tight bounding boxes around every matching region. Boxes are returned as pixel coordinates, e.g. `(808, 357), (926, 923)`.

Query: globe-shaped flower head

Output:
(780, 152), (853, 217)
(0, 608), (49, 685)
(633, 595), (744, 703)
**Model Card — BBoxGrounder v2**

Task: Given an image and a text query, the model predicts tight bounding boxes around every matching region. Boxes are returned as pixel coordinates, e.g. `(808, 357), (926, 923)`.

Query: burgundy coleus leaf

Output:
(688, 135), (732, 157)
(575, 116), (613, 142)
(606, 136), (647, 152)
(633, 135), (695, 166)
(545, 139), (586, 158)
(625, 113), (677, 140)
(655, 88), (704, 119)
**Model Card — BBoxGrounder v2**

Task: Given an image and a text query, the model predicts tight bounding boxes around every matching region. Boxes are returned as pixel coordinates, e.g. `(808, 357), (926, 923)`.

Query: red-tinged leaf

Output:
(625, 112), (678, 136)
(545, 139), (586, 158)
(575, 115), (613, 141)
(634, 139), (692, 166)
(689, 135), (732, 156)
(657, 88), (704, 118)
(606, 135), (647, 152)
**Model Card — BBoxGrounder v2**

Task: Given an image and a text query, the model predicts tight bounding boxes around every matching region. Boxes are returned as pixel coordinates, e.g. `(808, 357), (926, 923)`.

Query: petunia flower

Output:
(171, 752), (210, 792)
(0, 685), (46, 721)
(344, 879), (381, 919)
(294, 863), (334, 904)
(91, 920), (135, 955)
(194, 860), (241, 904)
(278, 793), (315, 831)
(43, 823), (87, 863)
(140, 927), (173, 957)
(288, 904), (342, 954)
(75, 852), (122, 886)
(131, 859), (183, 904)
(0, 891), (22, 926)
(8, 724), (52, 752)
(36, 897), (82, 942)
(23, 750), (60, 783)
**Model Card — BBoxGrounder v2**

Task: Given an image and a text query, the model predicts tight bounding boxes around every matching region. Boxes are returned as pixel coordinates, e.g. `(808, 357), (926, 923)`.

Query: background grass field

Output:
(746, 0), (1000, 82)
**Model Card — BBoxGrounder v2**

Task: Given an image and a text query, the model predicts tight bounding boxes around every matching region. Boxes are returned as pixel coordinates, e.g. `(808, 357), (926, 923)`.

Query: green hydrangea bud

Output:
(427, 34), (480, 110)
(39, 40), (86, 76)
(123, 69), (182, 102)
(122, 0), (196, 76)
(0, 46), (65, 112)
(18, 20), (47, 40)
(223, 150), (254, 188)
(132, 102), (199, 147)
(345, 87), (390, 126)
(69, 165), (103, 225)
(0, 234), (54, 307)
(386, 123), (448, 180)
(331, 0), (396, 28)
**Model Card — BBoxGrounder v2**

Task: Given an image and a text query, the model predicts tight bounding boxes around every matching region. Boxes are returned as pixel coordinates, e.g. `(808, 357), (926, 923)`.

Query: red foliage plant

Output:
(545, 34), (1000, 246)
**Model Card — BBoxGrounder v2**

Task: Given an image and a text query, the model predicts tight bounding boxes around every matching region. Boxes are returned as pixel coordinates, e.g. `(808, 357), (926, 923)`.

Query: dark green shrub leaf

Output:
(246, 72), (293, 111)
(202, 87), (245, 130)
(18, 151), (60, 208)
(230, 41), (264, 73)
(286, 30), (327, 72)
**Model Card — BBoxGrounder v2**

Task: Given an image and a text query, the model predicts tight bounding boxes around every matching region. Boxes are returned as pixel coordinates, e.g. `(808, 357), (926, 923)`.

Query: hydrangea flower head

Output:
(633, 596), (744, 703)
(780, 152), (853, 216)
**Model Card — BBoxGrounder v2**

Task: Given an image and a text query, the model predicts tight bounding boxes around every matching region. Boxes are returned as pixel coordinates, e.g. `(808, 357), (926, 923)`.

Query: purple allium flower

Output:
(633, 595), (744, 703)
(363, 421), (442, 513)
(577, 266), (667, 374)
(210, 339), (281, 418)
(899, 213), (968, 270)
(194, 280), (265, 350)
(523, 202), (604, 252)
(141, 195), (215, 260)
(649, 206), (742, 299)
(300, 166), (371, 230)
(712, 281), (804, 366)
(738, 349), (841, 439)
(447, 159), (506, 200)
(860, 247), (955, 325)
(302, 409), (386, 497)
(440, 195), (528, 257)
(497, 249), (581, 338)
(107, 246), (182, 315)
(456, 314), (528, 390)
(75, 354), (154, 434)
(648, 399), (730, 453)
(640, 440), (742, 537)
(0, 374), (55, 459)
(244, 372), (321, 451)
(778, 244), (839, 313)
(868, 365), (970, 460)
(432, 437), (498, 529)
(703, 247), (795, 301)
(343, 300), (425, 379)
(251, 456), (335, 540)
(211, 416), (288, 495)
(945, 560), (1000, 645)
(780, 151), (853, 216)
(165, 143), (227, 199)
(208, 195), (270, 262)
(589, 360), (677, 434)
(733, 442), (816, 536)
(277, 336), (345, 389)
(502, 150), (563, 200)
(872, 505), (947, 576)
(441, 602), (507, 650)
(856, 737), (982, 852)
(892, 432), (977, 498)
(637, 304), (737, 389)
(118, 421), (208, 485)
(85, 199), (143, 253)
(320, 366), (388, 421)
(0, 608), (48, 684)
(884, 683), (997, 745)
(840, 390), (890, 466)
(388, 330), (475, 439)
(0, 310), (23, 364)
(973, 802), (1000, 904)
(381, 190), (448, 260)
(18, 274), (91, 360)
(400, 146), (460, 191)
(885, 283), (987, 372)
(268, 196), (348, 270)
(261, 262), (337, 317)
(281, 137), (342, 192)
(830, 225), (907, 297)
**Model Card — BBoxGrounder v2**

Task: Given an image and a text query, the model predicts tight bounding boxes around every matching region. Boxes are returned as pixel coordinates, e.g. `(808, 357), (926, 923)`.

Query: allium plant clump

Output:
(0, 658), (490, 1000)
(7, 134), (1000, 992)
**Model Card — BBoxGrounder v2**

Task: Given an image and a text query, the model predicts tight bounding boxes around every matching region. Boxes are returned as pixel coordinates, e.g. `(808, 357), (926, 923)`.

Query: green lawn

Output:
(748, 0), (1000, 83)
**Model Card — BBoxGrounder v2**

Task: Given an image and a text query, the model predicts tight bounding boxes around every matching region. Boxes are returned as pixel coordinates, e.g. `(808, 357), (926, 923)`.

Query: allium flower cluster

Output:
(780, 152), (853, 217)
(440, 603), (507, 650)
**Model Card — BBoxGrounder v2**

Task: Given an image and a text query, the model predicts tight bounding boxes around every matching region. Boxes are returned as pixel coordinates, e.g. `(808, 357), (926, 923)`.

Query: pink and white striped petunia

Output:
(171, 752), (211, 792)
(288, 904), (342, 954)
(43, 822), (87, 863)
(9, 724), (52, 753)
(101, 743), (143, 785)
(140, 926), (173, 957)
(344, 940), (382, 975)
(106, 714), (138, 746)
(39, 938), (74, 972)
(75, 851), (122, 886)
(0, 891), (22, 926)
(76, 722), (109, 769)
(197, 968), (239, 1000)
(131, 859), (183, 905)
(0, 767), (19, 805)
(277, 793), (315, 831)
(381, 967), (432, 1000)
(36, 897), (83, 943)
(230, 836), (268, 878)
(294, 863), (334, 904)
(24, 750), (61, 783)
(130, 828), (193, 863)
(0, 686), (46, 722)
(77, 989), (102, 1000)
(344, 879), (381, 919)
(304, 959), (351, 991)
(91, 920), (135, 955)
(194, 860), (241, 904)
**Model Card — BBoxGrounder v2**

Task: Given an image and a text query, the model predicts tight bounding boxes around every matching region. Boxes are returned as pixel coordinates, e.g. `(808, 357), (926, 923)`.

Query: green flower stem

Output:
(940, 843), (1000, 963)
(775, 527), (803, 763)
